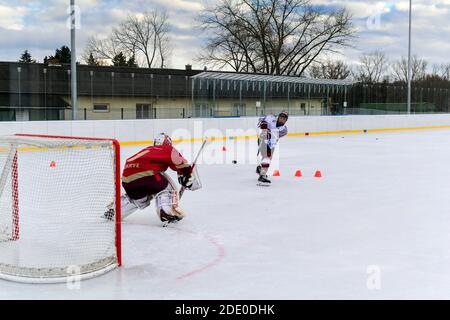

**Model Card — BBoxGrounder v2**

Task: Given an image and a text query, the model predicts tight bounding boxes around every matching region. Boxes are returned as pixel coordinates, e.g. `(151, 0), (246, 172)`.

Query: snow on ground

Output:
(2, 129), (450, 299)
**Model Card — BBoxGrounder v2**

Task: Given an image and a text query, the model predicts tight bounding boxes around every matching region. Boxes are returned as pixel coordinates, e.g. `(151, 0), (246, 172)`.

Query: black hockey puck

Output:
(232, 160), (237, 164)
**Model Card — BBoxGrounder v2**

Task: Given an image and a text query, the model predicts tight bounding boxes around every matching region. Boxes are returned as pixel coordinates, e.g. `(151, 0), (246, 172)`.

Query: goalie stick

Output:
(163, 139), (209, 228)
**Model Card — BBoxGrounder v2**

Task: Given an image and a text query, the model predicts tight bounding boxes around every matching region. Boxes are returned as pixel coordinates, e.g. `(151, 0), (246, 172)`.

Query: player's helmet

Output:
(278, 111), (289, 120)
(154, 133), (172, 146)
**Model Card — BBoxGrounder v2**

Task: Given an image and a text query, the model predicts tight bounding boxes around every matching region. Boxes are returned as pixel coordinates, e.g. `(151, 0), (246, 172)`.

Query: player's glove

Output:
(178, 174), (194, 189)
(259, 120), (268, 130)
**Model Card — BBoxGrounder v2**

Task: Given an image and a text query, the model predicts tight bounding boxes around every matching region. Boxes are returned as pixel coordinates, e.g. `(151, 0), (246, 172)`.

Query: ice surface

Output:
(1, 129), (450, 299)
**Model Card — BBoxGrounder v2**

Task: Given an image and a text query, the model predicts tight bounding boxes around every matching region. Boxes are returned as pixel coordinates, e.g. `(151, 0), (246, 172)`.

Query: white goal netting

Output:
(0, 135), (121, 283)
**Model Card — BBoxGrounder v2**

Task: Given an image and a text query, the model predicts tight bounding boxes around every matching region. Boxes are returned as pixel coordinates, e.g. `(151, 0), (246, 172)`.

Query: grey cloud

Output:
(1, 0), (449, 68)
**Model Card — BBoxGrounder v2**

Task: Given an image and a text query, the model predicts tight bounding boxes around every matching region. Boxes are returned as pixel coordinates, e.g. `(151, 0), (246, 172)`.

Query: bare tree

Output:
(200, 28), (259, 72)
(82, 36), (122, 64)
(83, 10), (171, 68)
(391, 56), (428, 83)
(155, 15), (172, 68)
(432, 63), (450, 80)
(198, 0), (355, 76)
(354, 51), (388, 83)
(309, 59), (351, 79)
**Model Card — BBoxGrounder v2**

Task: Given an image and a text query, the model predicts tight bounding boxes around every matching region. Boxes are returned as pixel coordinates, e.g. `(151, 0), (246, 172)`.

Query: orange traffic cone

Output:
(294, 170), (302, 177)
(273, 170), (280, 176)
(50, 161), (56, 168)
(314, 170), (322, 178)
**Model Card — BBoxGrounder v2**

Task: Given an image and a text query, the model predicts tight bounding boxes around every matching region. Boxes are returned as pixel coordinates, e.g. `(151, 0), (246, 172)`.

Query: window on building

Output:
(232, 103), (246, 117)
(0, 108), (15, 121)
(93, 104), (110, 112)
(136, 104), (151, 119)
(300, 103), (307, 115)
(194, 103), (211, 118)
(29, 109), (61, 121)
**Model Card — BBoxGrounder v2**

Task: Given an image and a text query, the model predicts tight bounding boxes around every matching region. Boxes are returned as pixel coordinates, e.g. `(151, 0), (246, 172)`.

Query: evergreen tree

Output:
(44, 55), (60, 65)
(54, 46), (71, 63)
(112, 52), (128, 66)
(43, 46), (72, 65)
(127, 54), (137, 67)
(87, 53), (99, 66)
(19, 50), (36, 63)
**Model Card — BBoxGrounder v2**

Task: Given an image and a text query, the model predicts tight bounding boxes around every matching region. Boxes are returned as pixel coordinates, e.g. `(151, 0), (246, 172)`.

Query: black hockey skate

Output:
(160, 209), (183, 227)
(257, 174), (271, 187)
(103, 208), (115, 221)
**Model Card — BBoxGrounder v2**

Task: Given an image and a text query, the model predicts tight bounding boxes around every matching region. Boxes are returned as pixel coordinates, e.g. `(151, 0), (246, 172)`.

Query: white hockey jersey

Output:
(257, 114), (288, 148)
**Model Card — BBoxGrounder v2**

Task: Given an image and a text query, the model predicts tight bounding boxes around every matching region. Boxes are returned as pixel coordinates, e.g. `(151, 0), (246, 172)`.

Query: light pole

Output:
(70, 0), (77, 120)
(407, 0), (412, 114)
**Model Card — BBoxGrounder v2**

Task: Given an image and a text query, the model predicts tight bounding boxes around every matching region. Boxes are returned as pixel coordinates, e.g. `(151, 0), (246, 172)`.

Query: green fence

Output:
(357, 102), (437, 114)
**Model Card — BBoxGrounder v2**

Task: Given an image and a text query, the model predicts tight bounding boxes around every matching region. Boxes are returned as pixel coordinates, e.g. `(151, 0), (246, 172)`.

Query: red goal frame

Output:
(13, 134), (122, 267)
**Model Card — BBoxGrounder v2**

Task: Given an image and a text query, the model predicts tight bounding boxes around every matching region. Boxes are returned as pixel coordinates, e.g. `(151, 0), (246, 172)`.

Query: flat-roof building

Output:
(0, 61), (448, 121)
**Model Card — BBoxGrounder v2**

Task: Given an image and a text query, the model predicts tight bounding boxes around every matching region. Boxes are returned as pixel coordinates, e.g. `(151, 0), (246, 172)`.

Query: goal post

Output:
(0, 134), (121, 283)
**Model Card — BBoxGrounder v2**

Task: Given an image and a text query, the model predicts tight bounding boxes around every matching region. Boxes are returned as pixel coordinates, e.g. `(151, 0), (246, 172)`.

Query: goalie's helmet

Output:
(153, 133), (172, 146)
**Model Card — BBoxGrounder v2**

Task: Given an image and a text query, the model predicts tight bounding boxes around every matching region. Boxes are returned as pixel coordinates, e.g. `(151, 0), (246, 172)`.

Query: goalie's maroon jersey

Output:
(122, 145), (191, 184)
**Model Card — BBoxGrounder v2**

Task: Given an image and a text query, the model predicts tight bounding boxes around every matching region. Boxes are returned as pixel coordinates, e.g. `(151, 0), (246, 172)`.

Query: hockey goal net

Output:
(0, 134), (121, 283)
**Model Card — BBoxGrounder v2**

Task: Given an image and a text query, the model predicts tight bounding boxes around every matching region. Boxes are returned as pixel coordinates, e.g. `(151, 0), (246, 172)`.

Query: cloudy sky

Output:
(0, 0), (449, 69)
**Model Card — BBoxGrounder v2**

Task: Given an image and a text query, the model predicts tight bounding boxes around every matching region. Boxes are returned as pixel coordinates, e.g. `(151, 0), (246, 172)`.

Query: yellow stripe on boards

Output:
(5, 124), (446, 151)
(117, 123), (450, 146)
(0, 145), (105, 153)
(120, 140), (154, 146)
(287, 130), (364, 137)
(366, 125), (450, 133)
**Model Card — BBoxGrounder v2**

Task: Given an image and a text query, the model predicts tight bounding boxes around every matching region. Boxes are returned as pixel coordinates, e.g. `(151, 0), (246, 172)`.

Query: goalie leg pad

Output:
(121, 194), (152, 220)
(155, 184), (185, 222)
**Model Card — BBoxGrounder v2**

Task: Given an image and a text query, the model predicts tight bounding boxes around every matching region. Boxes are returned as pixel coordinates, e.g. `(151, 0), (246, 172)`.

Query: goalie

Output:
(105, 133), (199, 224)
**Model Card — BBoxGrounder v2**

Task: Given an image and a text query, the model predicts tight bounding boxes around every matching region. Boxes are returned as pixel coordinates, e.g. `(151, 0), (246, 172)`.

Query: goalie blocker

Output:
(105, 133), (201, 224)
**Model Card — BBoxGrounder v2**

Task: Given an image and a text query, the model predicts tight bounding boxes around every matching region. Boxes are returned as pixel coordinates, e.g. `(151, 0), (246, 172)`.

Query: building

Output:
(0, 62), (198, 121)
(3, 60), (447, 121)
(191, 72), (352, 117)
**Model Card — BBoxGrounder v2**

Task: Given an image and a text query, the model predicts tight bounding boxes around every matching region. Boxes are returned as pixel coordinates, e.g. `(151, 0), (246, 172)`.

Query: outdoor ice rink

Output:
(2, 128), (450, 299)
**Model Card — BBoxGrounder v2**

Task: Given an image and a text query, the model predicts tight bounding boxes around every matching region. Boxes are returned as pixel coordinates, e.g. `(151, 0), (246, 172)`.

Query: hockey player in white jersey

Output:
(256, 111), (289, 185)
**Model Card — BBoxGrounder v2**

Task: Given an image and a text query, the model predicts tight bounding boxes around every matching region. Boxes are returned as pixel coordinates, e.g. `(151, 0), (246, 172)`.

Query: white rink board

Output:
(0, 114), (450, 142)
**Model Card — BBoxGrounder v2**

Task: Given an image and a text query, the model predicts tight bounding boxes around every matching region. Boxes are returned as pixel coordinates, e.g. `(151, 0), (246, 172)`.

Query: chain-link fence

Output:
(1, 62), (449, 121)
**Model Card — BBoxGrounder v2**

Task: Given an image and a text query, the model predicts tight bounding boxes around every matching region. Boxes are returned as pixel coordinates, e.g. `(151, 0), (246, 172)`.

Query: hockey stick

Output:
(162, 139), (209, 228)
(179, 138), (208, 199)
